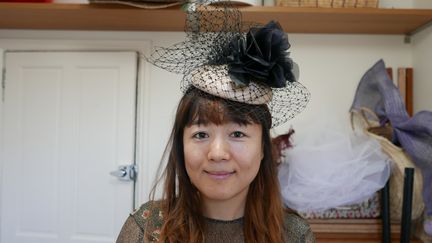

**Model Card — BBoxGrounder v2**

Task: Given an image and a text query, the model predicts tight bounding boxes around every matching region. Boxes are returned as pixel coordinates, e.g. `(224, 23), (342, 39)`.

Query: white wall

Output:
(275, 33), (411, 136)
(0, 11), (431, 201)
(0, 30), (413, 130)
(0, 29), (418, 199)
(412, 1), (432, 112)
(413, 24), (432, 112)
(414, 0), (432, 9)
(380, 0), (414, 8)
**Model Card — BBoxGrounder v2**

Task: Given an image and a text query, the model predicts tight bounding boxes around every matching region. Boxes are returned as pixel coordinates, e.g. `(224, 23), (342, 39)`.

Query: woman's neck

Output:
(201, 189), (248, 221)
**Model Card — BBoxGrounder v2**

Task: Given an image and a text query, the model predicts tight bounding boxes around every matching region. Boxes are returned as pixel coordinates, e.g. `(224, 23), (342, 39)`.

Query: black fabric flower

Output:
(227, 21), (295, 88)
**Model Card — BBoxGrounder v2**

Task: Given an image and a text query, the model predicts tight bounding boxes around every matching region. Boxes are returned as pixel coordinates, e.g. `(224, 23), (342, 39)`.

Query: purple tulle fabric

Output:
(351, 59), (432, 216)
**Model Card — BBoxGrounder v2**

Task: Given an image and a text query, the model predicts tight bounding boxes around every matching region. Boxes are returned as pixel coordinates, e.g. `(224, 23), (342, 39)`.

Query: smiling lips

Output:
(205, 170), (235, 180)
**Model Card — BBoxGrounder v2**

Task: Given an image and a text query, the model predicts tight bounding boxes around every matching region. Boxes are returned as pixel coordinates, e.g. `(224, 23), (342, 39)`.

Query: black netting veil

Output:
(148, 1), (242, 74)
(146, 0), (310, 127)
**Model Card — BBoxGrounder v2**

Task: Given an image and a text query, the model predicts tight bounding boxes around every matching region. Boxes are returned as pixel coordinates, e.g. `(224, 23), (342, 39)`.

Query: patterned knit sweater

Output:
(116, 201), (316, 243)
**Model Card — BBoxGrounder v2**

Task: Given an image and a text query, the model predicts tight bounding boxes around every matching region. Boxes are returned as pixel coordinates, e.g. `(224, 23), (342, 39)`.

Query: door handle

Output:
(110, 165), (137, 181)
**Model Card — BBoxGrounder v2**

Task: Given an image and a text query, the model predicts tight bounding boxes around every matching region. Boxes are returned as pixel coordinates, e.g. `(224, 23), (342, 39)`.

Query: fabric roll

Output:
(351, 59), (432, 216)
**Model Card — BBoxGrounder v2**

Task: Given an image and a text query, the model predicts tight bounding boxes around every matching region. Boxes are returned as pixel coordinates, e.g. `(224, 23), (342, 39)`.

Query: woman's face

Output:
(183, 121), (263, 205)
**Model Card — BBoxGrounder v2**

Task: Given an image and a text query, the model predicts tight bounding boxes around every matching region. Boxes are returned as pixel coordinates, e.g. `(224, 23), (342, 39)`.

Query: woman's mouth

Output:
(204, 170), (235, 180)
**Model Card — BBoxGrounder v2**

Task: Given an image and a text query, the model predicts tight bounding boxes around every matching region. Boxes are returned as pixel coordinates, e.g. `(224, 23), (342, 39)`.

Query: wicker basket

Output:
(277, 0), (379, 7)
(350, 108), (424, 221)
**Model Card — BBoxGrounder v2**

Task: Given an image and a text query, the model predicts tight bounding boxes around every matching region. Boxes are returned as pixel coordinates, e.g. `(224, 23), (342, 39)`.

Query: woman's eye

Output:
(231, 131), (246, 138)
(193, 132), (208, 139)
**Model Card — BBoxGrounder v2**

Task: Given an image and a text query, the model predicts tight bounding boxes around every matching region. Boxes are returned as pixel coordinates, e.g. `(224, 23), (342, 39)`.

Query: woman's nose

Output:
(207, 136), (231, 162)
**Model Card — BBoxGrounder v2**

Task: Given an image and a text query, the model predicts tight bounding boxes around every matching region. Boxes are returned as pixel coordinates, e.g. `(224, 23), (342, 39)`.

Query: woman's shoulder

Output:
(283, 210), (310, 232)
(130, 200), (164, 239)
(283, 210), (316, 243)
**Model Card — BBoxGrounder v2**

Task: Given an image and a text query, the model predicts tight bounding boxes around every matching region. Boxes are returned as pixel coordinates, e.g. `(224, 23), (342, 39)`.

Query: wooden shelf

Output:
(1, 3), (432, 34)
(309, 219), (422, 242)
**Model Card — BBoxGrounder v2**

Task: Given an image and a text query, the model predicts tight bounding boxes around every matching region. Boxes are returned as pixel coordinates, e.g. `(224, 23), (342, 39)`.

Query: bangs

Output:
(184, 88), (270, 127)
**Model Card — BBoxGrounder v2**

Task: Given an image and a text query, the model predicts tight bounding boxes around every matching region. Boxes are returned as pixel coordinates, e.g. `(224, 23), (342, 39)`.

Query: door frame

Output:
(0, 34), (157, 211)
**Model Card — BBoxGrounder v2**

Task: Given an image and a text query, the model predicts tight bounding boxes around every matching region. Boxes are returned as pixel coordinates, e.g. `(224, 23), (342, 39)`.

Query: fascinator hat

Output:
(148, 0), (310, 127)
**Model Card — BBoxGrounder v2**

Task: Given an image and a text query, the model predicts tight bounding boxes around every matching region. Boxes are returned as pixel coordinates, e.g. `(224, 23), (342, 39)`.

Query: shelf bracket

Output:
(404, 35), (411, 44)
(405, 19), (432, 44)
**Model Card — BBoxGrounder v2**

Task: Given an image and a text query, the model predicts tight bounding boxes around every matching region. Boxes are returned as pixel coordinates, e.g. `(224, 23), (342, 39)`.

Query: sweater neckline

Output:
(204, 217), (244, 224)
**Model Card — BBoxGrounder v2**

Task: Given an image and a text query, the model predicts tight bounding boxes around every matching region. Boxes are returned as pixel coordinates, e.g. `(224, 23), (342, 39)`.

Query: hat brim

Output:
(190, 65), (273, 105)
(184, 64), (310, 127)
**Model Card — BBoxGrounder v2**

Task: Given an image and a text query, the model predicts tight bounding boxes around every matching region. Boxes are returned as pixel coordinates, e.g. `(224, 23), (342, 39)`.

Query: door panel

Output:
(1, 52), (137, 243)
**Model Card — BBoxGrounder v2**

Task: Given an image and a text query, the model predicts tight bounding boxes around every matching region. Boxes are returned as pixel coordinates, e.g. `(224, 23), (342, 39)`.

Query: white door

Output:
(0, 51), (137, 243)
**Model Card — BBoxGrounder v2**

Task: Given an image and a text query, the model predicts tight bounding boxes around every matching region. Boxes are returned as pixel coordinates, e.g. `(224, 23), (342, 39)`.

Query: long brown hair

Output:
(148, 87), (285, 243)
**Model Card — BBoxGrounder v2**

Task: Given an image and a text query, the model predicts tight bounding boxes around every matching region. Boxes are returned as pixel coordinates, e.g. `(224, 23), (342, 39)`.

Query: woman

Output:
(117, 87), (314, 243)
(117, 1), (314, 242)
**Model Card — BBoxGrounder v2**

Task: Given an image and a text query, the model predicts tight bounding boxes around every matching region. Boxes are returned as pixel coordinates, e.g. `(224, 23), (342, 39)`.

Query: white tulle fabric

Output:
(278, 126), (391, 212)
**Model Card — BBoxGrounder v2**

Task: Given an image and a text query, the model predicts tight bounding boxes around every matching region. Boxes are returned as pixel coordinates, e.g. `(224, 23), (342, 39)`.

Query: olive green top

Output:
(116, 201), (316, 243)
